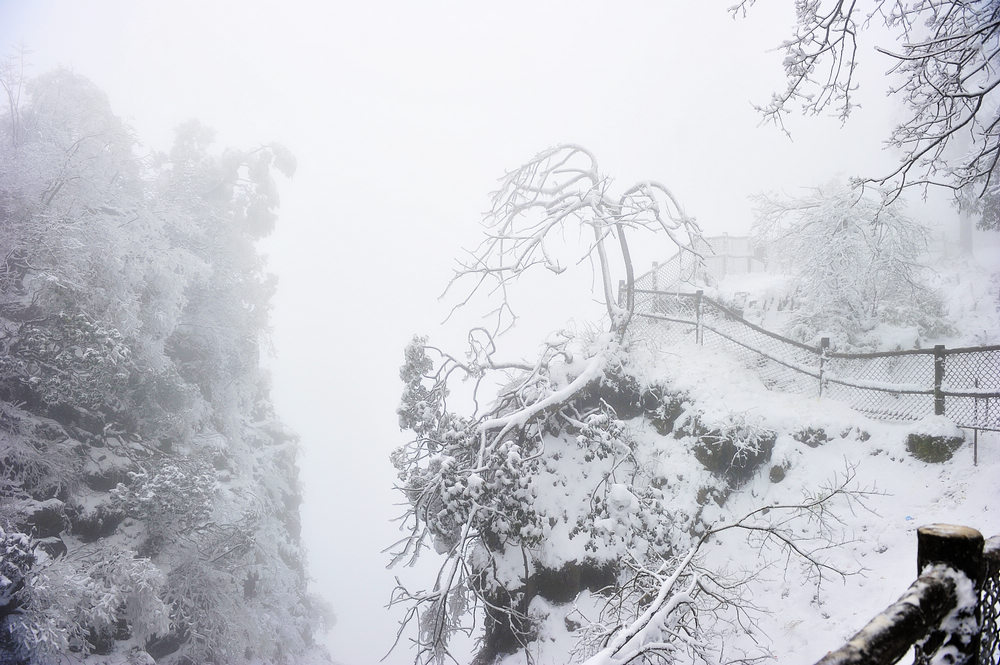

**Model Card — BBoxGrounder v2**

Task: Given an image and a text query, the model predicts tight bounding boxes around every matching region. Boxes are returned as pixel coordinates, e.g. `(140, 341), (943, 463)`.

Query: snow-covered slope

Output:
(497, 339), (998, 664)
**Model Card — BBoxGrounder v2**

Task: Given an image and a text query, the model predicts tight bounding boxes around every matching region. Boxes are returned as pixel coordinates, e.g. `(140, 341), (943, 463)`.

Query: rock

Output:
(21, 498), (67, 538)
(793, 427), (828, 448)
(532, 560), (617, 604)
(146, 630), (187, 660)
(769, 465), (786, 483)
(906, 432), (964, 463)
(692, 429), (776, 487)
(33, 536), (67, 559)
(905, 416), (965, 463)
(83, 452), (133, 491)
(69, 502), (126, 542)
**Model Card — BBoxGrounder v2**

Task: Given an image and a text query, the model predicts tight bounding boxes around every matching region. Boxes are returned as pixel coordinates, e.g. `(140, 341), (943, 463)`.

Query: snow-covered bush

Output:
(0, 527), (33, 610)
(0, 403), (80, 500)
(113, 461), (217, 547)
(3, 545), (168, 663)
(0, 312), (134, 416)
(678, 410), (776, 487)
(752, 183), (950, 348)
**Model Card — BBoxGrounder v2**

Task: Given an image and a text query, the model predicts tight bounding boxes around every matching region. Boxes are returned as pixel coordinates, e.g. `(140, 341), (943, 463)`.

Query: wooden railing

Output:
(814, 525), (1000, 665)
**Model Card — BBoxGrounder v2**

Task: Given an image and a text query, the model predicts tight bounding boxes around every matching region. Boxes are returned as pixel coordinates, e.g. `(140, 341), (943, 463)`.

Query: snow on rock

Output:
(909, 415), (965, 439)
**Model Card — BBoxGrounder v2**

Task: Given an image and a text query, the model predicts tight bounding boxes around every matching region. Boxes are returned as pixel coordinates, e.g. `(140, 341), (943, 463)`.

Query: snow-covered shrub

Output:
(113, 461), (217, 546)
(161, 550), (308, 665)
(648, 387), (689, 435)
(794, 426), (830, 448)
(0, 403), (80, 500)
(3, 545), (168, 663)
(0, 312), (134, 416)
(0, 527), (34, 610)
(679, 411), (776, 487)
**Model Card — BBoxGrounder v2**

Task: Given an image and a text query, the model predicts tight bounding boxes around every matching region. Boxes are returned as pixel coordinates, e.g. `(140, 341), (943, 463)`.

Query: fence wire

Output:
(630, 290), (1000, 431)
(982, 538), (1000, 665)
(943, 348), (1000, 431)
(632, 249), (703, 293)
(825, 352), (936, 422)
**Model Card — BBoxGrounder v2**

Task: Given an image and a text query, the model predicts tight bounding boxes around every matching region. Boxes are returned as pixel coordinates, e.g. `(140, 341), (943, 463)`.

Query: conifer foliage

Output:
(0, 66), (327, 664)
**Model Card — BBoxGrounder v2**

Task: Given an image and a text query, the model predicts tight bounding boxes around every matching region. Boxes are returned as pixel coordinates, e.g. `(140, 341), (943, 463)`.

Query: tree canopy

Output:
(739, 0), (1000, 200)
(0, 67), (327, 665)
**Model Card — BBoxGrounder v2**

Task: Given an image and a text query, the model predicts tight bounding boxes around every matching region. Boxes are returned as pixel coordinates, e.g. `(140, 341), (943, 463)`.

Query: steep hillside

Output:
(391, 308), (997, 665)
(388, 148), (999, 665)
(0, 71), (328, 664)
(496, 340), (998, 664)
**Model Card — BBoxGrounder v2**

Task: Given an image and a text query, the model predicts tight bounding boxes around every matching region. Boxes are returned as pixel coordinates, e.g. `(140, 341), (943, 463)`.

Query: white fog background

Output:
(0, 2), (964, 662)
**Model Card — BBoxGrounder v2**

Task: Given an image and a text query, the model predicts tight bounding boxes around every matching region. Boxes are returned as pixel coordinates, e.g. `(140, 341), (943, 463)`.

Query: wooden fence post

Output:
(915, 524), (984, 665)
(934, 345), (946, 416)
(618, 279), (625, 309)
(813, 525), (984, 665)
(818, 337), (830, 398)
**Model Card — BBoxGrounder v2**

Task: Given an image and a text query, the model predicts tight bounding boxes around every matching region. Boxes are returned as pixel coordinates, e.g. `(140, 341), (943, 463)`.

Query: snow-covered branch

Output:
(442, 144), (701, 337)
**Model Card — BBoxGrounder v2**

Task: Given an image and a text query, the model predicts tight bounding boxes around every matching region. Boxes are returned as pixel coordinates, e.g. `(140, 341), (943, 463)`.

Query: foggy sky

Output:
(0, 3), (953, 662)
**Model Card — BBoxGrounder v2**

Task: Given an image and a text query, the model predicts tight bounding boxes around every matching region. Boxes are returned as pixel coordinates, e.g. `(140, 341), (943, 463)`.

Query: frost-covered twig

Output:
(578, 464), (877, 665)
(442, 144), (701, 338)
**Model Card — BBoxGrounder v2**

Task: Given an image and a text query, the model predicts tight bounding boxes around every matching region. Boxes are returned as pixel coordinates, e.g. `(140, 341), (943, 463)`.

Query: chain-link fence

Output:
(982, 537), (1000, 665)
(629, 289), (1000, 431)
(631, 249), (703, 293)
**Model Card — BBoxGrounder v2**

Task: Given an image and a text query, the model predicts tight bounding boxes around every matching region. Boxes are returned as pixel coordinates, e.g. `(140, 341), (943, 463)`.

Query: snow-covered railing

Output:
(813, 525), (1000, 665)
(629, 289), (1000, 433)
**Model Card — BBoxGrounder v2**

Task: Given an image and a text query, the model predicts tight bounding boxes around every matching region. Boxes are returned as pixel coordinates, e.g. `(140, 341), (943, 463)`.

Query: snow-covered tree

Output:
(0, 66), (326, 665)
(752, 182), (949, 347)
(736, 0), (1000, 201)
(390, 149), (866, 664)
(444, 144), (701, 337)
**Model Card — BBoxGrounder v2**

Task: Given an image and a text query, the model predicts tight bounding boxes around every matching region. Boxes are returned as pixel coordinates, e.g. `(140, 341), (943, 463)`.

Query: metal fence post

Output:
(915, 524), (984, 665)
(695, 289), (704, 346)
(934, 345), (946, 416)
(818, 337), (830, 398)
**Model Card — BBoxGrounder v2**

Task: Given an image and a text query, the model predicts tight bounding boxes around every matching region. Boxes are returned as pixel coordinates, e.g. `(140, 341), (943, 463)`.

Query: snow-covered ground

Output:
(498, 338), (997, 664)
(491, 235), (1000, 664)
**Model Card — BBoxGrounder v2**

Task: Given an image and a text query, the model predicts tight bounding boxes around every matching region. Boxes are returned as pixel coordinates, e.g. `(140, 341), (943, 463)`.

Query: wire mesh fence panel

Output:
(628, 290), (1000, 430)
(943, 347), (1000, 431)
(824, 353), (937, 422)
(700, 297), (821, 394)
(701, 327), (819, 394)
(631, 289), (699, 319)
(629, 291), (699, 350)
(981, 537), (1000, 665)
(632, 250), (703, 293)
(822, 382), (935, 421)
(629, 313), (697, 350)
